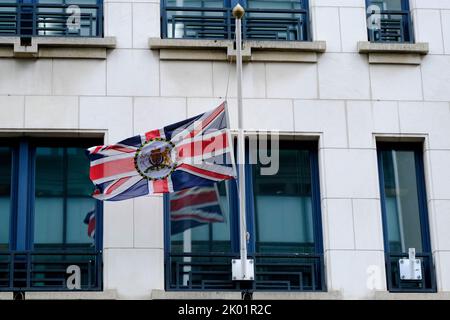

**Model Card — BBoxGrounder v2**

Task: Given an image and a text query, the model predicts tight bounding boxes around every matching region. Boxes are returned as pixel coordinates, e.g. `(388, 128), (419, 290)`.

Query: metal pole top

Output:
(232, 3), (245, 19)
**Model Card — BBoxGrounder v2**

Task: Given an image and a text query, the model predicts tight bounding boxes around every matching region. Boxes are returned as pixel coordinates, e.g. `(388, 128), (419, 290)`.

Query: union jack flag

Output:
(87, 102), (236, 201)
(170, 185), (225, 235)
(83, 209), (96, 239)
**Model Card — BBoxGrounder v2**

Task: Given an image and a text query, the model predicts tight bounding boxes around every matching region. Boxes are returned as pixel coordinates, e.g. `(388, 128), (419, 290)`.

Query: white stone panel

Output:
(53, 59), (106, 95)
(212, 62), (266, 99)
(370, 65), (423, 101)
(421, 55), (450, 101)
(435, 251), (450, 292)
(372, 101), (400, 133)
(346, 100), (373, 148)
(104, 248), (164, 298)
(24, 96), (78, 129)
(103, 200), (134, 248)
(107, 49), (159, 96)
(134, 196), (164, 249)
(79, 97), (133, 144)
(318, 53), (371, 100)
(326, 250), (386, 299)
(312, 7), (341, 51)
(412, 0), (450, 10)
(321, 148), (379, 199)
(323, 199), (354, 250)
(352, 199), (384, 251)
(134, 97), (187, 134)
(0, 96), (24, 128)
(293, 100), (347, 148)
(427, 150), (450, 200)
(398, 101), (450, 150)
(266, 63), (318, 99)
(442, 10), (450, 54)
(0, 59), (52, 95)
(413, 9), (444, 54)
(106, 3), (132, 48)
(429, 200), (450, 251)
(339, 7), (367, 52)
(133, 3), (160, 49)
(243, 99), (294, 131)
(160, 61), (213, 97)
(311, 0), (365, 7)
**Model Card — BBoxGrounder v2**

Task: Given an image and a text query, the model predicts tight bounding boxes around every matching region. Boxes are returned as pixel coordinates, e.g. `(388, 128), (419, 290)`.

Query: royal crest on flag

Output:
(87, 102), (236, 201)
(170, 185), (225, 235)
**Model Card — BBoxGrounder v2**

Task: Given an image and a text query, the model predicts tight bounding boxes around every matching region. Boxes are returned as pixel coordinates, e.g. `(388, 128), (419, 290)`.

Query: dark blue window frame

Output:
(377, 142), (436, 292)
(365, 0), (414, 43)
(163, 139), (325, 291)
(0, 0), (104, 37)
(0, 137), (103, 292)
(160, 0), (311, 41)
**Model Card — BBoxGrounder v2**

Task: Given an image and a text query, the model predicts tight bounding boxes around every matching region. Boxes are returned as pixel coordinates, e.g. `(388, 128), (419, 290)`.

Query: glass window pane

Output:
(169, 182), (231, 254)
(252, 144), (315, 254)
(0, 147), (12, 250)
(34, 147), (97, 249)
(381, 149), (423, 253)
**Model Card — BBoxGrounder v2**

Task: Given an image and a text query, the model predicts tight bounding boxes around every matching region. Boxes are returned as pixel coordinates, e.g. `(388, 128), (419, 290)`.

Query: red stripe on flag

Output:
(91, 146), (103, 154)
(145, 129), (161, 141)
(104, 145), (136, 153)
(152, 179), (169, 193)
(170, 190), (217, 211)
(88, 217), (96, 236)
(177, 163), (232, 180)
(105, 177), (131, 195)
(176, 132), (228, 159)
(90, 157), (136, 181)
(185, 103), (225, 139)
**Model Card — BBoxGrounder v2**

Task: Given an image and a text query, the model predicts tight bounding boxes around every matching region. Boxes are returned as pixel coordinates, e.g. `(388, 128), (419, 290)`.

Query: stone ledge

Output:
(151, 290), (342, 300)
(358, 41), (429, 65)
(374, 291), (450, 300)
(0, 36), (116, 59)
(23, 290), (118, 300)
(0, 293), (13, 300)
(149, 38), (326, 63)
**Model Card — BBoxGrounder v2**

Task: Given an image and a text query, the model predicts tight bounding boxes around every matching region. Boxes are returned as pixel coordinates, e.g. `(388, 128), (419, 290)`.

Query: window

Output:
(366, 0), (413, 43)
(161, 0), (311, 41)
(0, 138), (103, 292)
(377, 143), (436, 292)
(0, 0), (103, 37)
(164, 138), (325, 291)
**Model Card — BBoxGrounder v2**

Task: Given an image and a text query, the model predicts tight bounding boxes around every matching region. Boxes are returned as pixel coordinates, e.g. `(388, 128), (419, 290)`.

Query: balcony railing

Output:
(386, 252), (436, 292)
(166, 252), (325, 291)
(161, 3), (311, 41)
(0, 250), (102, 291)
(0, 1), (103, 37)
(367, 9), (413, 43)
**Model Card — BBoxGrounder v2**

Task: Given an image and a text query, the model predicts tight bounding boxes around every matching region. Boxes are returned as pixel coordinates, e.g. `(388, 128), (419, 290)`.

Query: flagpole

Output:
(232, 3), (254, 282)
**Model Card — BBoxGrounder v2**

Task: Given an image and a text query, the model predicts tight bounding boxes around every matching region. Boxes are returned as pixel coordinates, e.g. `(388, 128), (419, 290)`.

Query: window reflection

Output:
(0, 147), (11, 250)
(34, 147), (97, 249)
(252, 144), (315, 254)
(381, 149), (423, 253)
(169, 181), (231, 254)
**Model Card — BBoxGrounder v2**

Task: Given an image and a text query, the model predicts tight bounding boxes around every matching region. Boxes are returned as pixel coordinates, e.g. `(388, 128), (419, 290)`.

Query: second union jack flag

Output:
(87, 102), (236, 201)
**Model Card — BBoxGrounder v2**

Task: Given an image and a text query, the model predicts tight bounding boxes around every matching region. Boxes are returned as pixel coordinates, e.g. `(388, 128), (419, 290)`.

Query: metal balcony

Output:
(386, 252), (436, 292)
(0, 250), (102, 291)
(161, 2), (311, 41)
(0, 1), (103, 37)
(367, 9), (413, 43)
(166, 252), (325, 291)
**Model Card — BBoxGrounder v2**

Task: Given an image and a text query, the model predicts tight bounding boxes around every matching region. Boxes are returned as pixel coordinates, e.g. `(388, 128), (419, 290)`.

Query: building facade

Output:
(0, 0), (450, 299)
